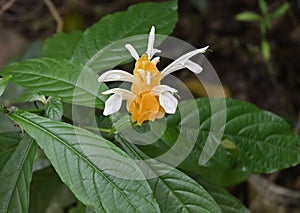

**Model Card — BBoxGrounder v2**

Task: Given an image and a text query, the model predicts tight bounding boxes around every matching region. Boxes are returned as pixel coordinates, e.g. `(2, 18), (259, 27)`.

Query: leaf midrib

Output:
(82, 2), (175, 70)
(193, 105), (294, 147)
(121, 139), (213, 213)
(1, 136), (34, 211)
(8, 60), (100, 100)
(0, 145), (18, 156)
(9, 112), (139, 211)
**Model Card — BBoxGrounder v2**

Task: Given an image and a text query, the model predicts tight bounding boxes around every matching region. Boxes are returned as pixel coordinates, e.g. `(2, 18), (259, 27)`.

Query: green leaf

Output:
(1, 58), (107, 108)
(15, 91), (46, 103)
(194, 177), (249, 213)
(235, 12), (261, 22)
(0, 132), (21, 169)
(45, 96), (63, 120)
(221, 139), (237, 151)
(0, 134), (37, 213)
(142, 98), (300, 185)
(42, 31), (83, 59)
(0, 75), (12, 96)
(258, 0), (268, 15)
(72, 0), (178, 71)
(9, 110), (160, 212)
(270, 2), (290, 19)
(173, 98), (300, 173)
(261, 39), (270, 61)
(29, 167), (76, 213)
(117, 136), (222, 213)
(263, 14), (271, 30)
(7, 41), (42, 64)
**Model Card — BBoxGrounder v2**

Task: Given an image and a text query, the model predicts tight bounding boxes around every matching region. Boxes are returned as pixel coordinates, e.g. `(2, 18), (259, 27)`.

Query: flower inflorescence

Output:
(98, 26), (208, 125)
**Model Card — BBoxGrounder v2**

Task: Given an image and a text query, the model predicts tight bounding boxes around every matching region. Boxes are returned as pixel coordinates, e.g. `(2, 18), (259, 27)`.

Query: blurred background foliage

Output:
(0, 0), (299, 124)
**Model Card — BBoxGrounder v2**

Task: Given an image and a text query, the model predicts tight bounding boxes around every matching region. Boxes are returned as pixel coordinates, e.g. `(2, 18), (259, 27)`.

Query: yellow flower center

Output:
(127, 54), (165, 125)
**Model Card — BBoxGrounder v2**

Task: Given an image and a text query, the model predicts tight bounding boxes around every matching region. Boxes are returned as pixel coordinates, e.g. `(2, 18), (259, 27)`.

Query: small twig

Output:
(0, 0), (16, 16)
(43, 0), (63, 32)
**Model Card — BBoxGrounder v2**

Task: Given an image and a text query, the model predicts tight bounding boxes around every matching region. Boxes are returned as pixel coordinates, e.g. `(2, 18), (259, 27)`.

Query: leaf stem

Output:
(33, 101), (40, 110)
(0, 104), (8, 114)
(27, 109), (44, 114)
(84, 125), (117, 134)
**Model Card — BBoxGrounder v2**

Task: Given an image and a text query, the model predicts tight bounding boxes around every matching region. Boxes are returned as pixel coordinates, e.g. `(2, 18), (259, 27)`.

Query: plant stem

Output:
(28, 109), (44, 114)
(84, 125), (117, 134)
(33, 101), (40, 110)
(0, 104), (8, 114)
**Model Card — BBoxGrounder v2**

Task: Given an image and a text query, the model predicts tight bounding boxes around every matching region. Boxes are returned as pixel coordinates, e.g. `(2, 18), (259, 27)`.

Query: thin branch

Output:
(0, 0), (16, 16)
(43, 0), (63, 32)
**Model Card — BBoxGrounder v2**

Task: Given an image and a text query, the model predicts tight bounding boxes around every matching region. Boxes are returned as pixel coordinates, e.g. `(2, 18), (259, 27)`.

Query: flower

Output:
(98, 26), (208, 125)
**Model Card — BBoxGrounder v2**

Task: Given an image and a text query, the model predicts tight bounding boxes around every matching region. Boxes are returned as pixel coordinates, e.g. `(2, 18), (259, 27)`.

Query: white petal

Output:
(103, 94), (122, 115)
(151, 85), (178, 113)
(151, 85), (177, 96)
(146, 26), (155, 59)
(159, 92), (178, 114)
(98, 70), (137, 83)
(146, 26), (161, 59)
(151, 56), (160, 63)
(153, 48), (161, 55)
(160, 64), (185, 79)
(102, 88), (136, 100)
(185, 60), (203, 74)
(160, 46), (209, 78)
(146, 72), (151, 85)
(199, 45), (209, 53)
(125, 44), (139, 60)
(176, 47), (208, 64)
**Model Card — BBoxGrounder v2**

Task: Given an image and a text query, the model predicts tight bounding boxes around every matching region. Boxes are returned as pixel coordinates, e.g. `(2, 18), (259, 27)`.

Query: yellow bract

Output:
(98, 26), (207, 126)
(127, 54), (165, 125)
